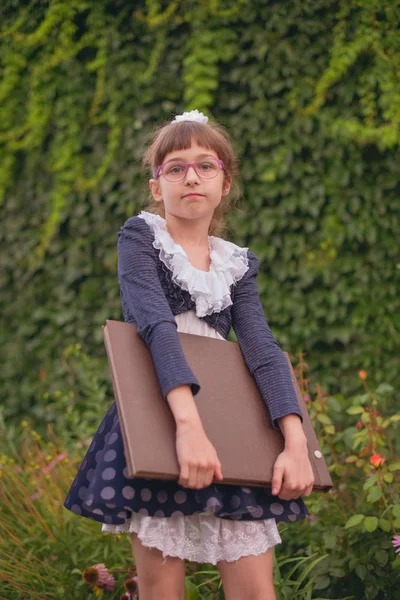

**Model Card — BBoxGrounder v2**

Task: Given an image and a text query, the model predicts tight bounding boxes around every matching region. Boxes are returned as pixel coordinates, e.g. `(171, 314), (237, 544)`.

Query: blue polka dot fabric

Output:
(63, 401), (309, 525)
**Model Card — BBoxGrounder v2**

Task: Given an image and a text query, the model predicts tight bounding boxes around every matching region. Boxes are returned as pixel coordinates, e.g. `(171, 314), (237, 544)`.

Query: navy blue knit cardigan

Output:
(117, 215), (303, 431)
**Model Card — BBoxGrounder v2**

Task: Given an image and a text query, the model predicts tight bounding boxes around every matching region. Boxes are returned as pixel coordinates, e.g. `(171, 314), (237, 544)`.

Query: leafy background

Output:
(1, 0), (399, 432)
(1, 2), (400, 599)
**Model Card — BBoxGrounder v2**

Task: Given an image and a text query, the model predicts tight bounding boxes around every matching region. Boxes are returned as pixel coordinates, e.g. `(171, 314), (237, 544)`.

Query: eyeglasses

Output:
(155, 157), (225, 182)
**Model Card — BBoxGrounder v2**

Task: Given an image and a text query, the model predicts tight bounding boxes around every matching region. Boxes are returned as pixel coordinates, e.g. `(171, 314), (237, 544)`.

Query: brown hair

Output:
(140, 118), (244, 238)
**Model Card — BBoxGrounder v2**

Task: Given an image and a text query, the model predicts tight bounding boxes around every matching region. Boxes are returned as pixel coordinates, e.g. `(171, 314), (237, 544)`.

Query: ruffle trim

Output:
(101, 512), (281, 564)
(138, 211), (249, 317)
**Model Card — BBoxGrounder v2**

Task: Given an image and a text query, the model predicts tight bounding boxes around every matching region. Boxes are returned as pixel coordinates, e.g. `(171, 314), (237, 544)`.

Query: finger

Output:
(277, 482), (291, 501)
(208, 465), (216, 485)
(271, 467), (284, 495)
(280, 487), (299, 501)
(214, 462), (223, 481)
(205, 473), (214, 487)
(207, 463), (219, 486)
(304, 484), (313, 497)
(188, 465), (199, 489)
(196, 464), (208, 489)
(179, 463), (189, 487)
(203, 468), (215, 489)
(206, 464), (217, 487)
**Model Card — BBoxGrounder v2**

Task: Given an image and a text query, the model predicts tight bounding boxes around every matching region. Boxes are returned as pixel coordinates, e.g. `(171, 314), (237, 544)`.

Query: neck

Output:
(164, 213), (211, 248)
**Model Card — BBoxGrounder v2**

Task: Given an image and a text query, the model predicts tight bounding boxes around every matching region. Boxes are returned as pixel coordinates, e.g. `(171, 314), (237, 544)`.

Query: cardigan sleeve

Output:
(231, 250), (303, 431)
(117, 216), (200, 400)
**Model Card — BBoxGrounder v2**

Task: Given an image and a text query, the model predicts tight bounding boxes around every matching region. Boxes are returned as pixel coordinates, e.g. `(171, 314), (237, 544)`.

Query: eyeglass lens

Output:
(163, 158), (220, 181)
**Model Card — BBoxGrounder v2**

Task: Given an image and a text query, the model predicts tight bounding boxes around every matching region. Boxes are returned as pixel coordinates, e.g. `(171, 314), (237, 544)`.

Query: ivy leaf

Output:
(346, 406), (364, 414)
(363, 475), (378, 490)
(345, 455), (359, 463)
(378, 518), (391, 532)
(375, 549), (388, 568)
(344, 514), (365, 528)
(324, 424), (336, 434)
(364, 516), (378, 532)
(392, 504), (400, 518)
(316, 413), (333, 425)
(355, 564), (367, 580)
(366, 486), (382, 503)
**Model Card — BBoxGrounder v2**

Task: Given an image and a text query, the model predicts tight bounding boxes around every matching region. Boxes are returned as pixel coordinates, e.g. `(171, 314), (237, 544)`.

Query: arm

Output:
(231, 250), (304, 433)
(117, 216), (200, 401)
(119, 217), (223, 489)
(167, 384), (203, 427)
(278, 414), (307, 449)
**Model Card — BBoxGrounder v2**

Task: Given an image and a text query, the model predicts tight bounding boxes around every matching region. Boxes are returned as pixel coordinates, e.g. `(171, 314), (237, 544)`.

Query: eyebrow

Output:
(165, 153), (216, 162)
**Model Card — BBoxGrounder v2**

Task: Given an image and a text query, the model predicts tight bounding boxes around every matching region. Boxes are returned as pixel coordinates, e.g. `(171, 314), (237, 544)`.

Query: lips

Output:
(183, 193), (204, 198)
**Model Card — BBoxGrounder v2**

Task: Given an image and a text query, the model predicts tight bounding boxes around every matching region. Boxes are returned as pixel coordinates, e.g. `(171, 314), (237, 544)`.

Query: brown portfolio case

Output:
(103, 319), (333, 492)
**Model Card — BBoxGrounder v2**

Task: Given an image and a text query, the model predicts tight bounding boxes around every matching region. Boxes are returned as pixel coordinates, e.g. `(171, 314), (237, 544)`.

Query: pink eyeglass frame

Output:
(155, 158), (225, 180)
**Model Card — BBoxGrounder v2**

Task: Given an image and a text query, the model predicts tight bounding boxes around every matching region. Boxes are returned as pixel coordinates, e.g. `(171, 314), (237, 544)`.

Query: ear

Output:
(222, 175), (232, 197)
(149, 178), (162, 202)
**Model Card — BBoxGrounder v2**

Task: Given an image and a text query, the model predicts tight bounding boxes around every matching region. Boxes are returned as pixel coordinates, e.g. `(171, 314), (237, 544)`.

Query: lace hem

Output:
(102, 511), (281, 564)
(137, 211), (249, 317)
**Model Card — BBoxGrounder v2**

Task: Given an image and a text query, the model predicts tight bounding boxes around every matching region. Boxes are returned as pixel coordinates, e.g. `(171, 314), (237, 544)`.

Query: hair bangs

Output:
(145, 122), (235, 178)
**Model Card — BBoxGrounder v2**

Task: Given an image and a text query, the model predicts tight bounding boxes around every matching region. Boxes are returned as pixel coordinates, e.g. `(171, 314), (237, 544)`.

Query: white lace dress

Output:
(101, 211), (282, 564)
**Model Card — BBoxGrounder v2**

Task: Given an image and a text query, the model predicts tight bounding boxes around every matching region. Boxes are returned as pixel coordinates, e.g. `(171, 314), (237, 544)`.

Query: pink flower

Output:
(355, 420), (363, 429)
(83, 564), (116, 591)
(303, 394), (311, 403)
(393, 536), (400, 555)
(94, 564), (116, 591)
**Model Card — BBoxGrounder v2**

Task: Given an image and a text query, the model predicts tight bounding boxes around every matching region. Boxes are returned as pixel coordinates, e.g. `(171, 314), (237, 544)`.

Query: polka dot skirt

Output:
(63, 399), (308, 527)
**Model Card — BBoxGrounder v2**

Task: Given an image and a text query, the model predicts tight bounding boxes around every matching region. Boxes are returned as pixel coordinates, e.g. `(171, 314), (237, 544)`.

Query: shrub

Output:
(281, 354), (400, 599)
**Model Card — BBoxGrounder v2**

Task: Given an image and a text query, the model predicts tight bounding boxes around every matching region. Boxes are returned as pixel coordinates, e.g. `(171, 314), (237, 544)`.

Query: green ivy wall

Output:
(1, 0), (399, 420)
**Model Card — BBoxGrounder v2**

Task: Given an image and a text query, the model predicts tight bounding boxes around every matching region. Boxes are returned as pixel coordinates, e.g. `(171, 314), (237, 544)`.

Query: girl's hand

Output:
(176, 421), (224, 489)
(271, 443), (314, 500)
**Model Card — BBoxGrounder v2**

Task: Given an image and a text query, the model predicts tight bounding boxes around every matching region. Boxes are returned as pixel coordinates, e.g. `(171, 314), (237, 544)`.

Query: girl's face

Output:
(149, 140), (231, 224)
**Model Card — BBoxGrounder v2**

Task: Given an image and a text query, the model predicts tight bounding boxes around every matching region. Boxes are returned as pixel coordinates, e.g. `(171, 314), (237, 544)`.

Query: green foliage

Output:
(0, 343), (113, 457)
(282, 357), (400, 600)
(0, 424), (352, 599)
(289, 0), (400, 149)
(1, 1), (399, 450)
(0, 424), (135, 599)
(1, 345), (398, 598)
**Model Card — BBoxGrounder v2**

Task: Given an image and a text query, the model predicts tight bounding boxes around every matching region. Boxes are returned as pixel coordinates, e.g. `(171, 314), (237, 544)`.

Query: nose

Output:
(185, 164), (200, 183)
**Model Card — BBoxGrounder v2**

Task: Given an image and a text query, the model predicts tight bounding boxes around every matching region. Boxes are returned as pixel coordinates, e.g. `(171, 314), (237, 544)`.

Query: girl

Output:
(64, 109), (314, 600)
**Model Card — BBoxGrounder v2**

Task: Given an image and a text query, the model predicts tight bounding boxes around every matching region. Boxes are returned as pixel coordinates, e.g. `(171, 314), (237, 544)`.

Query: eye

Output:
(165, 162), (185, 174)
(198, 159), (218, 171)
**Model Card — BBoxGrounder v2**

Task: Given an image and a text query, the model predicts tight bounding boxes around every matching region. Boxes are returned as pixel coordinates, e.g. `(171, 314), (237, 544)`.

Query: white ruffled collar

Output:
(138, 211), (249, 317)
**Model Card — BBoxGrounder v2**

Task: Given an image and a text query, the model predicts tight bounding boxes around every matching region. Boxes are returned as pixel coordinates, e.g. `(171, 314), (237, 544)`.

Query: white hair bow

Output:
(171, 109), (209, 124)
